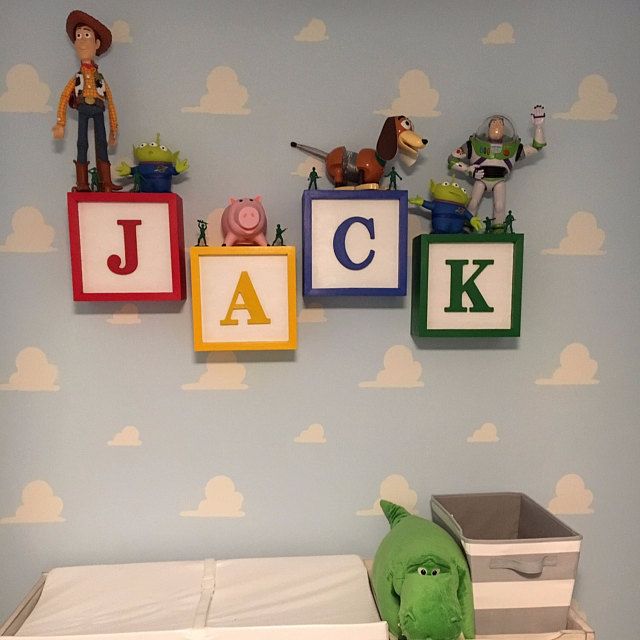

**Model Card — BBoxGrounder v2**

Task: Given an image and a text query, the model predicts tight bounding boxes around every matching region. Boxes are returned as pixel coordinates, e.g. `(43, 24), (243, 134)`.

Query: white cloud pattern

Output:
(0, 64), (51, 113)
(359, 345), (424, 388)
(482, 22), (515, 44)
(182, 352), (248, 390)
(294, 19), (329, 42)
(375, 70), (441, 118)
(357, 474), (418, 516)
(294, 423), (327, 443)
(108, 426), (142, 446)
(0, 206), (56, 252)
(1, 481), (65, 523)
(548, 474), (594, 514)
(181, 476), (245, 518)
(0, 347), (59, 391)
(467, 422), (499, 443)
(542, 212), (605, 255)
(536, 343), (599, 386)
(182, 67), (250, 114)
(553, 74), (617, 121)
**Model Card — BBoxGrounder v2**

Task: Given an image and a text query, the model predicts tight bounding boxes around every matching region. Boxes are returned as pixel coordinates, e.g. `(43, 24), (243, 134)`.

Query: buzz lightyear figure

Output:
(448, 105), (546, 223)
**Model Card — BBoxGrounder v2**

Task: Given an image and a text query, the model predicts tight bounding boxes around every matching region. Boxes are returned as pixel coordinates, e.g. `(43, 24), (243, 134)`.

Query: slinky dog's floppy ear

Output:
(376, 117), (399, 160)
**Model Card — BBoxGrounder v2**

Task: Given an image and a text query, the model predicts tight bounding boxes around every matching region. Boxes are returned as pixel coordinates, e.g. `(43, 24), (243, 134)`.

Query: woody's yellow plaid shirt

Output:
(56, 64), (117, 134)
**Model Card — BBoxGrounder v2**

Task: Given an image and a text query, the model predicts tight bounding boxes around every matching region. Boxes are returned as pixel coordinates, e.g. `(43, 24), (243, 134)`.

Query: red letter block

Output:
(67, 192), (186, 301)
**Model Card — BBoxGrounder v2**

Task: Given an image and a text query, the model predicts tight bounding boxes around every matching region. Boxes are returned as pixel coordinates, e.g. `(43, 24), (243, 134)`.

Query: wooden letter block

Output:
(190, 246), (297, 351)
(411, 234), (524, 337)
(67, 192), (185, 301)
(302, 190), (407, 296)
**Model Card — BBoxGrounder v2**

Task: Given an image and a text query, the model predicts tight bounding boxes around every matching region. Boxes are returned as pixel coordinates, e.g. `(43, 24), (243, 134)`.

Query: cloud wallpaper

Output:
(1, 1), (639, 638)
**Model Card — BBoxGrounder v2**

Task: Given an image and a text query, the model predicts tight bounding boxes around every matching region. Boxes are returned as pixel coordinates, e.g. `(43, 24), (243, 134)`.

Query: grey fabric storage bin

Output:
(431, 492), (582, 636)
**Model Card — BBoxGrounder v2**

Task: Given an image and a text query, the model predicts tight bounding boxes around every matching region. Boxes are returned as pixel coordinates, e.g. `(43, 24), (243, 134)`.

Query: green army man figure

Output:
(196, 220), (208, 246)
(272, 224), (287, 246)
(307, 167), (320, 189)
(504, 210), (516, 233)
(384, 166), (402, 190)
(88, 166), (100, 191)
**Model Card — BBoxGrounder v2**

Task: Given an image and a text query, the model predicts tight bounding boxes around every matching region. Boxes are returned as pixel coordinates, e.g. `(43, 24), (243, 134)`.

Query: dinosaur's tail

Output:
(380, 500), (411, 528)
(290, 141), (328, 161)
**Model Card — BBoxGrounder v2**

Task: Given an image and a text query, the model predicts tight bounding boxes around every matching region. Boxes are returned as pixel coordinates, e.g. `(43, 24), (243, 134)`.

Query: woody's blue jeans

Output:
(76, 102), (108, 163)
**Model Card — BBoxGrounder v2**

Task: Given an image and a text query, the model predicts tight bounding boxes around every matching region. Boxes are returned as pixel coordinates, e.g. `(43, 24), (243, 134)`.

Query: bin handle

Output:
(489, 555), (557, 576)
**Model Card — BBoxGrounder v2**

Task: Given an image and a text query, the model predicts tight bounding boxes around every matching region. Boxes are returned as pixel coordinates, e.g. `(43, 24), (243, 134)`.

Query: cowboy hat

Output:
(66, 10), (112, 56)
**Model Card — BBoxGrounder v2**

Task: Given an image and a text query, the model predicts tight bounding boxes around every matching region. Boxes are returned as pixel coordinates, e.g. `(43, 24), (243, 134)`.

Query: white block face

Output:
(426, 242), (515, 330)
(198, 255), (291, 344)
(311, 199), (400, 289)
(78, 202), (173, 293)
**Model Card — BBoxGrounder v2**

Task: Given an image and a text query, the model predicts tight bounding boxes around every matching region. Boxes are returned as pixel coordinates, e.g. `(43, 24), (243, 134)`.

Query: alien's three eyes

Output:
(136, 142), (168, 151)
(440, 181), (467, 194)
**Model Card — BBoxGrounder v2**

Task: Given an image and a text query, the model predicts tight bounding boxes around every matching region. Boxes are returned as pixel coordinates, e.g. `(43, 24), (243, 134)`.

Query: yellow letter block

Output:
(190, 246), (296, 351)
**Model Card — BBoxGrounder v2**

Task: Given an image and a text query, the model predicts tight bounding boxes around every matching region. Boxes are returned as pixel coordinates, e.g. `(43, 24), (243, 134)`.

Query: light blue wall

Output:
(1, 1), (639, 638)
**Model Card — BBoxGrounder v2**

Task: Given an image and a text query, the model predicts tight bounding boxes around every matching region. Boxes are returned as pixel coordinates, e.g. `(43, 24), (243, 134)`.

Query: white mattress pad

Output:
(16, 555), (383, 638)
(16, 560), (205, 636)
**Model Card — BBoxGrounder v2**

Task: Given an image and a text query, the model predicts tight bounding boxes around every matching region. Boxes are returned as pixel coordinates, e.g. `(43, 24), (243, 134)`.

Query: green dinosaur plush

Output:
(371, 500), (475, 640)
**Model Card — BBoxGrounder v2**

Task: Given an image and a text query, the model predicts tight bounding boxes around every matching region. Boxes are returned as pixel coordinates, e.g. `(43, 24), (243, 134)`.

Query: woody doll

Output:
(52, 10), (122, 192)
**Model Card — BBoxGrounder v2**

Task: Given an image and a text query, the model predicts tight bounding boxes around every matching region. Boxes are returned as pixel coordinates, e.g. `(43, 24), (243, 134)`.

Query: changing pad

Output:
(16, 560), (206, 636)
(15, 555), (383, 638)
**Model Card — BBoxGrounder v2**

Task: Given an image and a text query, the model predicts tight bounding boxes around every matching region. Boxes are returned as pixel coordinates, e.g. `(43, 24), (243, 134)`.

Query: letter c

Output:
(332, 217), (375, 270)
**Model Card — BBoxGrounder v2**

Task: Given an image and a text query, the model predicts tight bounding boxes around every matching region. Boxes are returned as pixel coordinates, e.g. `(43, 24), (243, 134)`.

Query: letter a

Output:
(220, 271), (272, 326)
(445, 259), (494, 313)
(107, 219), (142, 275)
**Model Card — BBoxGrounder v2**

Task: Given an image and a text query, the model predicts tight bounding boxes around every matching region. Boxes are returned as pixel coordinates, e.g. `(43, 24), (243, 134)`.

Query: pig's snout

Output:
(238, 207), (260, 230)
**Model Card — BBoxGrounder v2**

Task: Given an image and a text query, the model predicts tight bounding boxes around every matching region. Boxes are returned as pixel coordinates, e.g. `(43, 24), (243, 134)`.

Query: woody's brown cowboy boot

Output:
(97, 159), (123, 192)
(72, 160), (91, 192)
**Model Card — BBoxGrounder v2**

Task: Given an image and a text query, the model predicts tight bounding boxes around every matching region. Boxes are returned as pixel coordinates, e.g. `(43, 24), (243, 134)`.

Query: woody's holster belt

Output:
(78, 96), (105, 108)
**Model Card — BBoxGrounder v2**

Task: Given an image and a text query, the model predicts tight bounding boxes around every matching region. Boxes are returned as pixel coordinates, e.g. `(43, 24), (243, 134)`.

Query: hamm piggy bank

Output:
(221, 196), (268, 246)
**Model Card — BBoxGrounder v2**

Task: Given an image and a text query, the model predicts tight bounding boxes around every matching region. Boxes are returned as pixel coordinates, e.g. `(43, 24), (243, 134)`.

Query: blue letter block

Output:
(302, 190), (408, 296)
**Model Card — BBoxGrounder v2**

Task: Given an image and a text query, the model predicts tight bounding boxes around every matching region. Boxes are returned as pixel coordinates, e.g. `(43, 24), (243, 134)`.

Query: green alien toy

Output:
(117, 133), (188, 193)
(410, 179), (483, 234)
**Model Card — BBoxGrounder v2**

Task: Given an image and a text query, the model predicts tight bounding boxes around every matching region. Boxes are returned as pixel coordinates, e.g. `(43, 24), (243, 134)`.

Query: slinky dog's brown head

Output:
(376, 116), (428, 162)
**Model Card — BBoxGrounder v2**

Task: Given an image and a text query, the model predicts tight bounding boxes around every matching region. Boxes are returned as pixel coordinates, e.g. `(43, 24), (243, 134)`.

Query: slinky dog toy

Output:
(291, 116), (427, 188)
